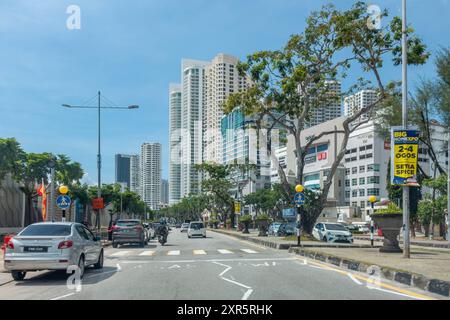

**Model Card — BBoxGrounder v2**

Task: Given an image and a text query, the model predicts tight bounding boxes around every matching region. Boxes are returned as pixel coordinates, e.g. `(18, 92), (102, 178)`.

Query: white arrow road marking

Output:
(193, 250), (206, 255)
(240, 249), (258, 254)
(116, 263), (122, 271)
(213, 261), (253, 300)
(167, 250), (180, 256)
(218, 249), (233, 254)
(139, 250), (155, 256)
(110, 251), (131, 257)
(251, 262), (270, 267)
(168, 264), (181, 269)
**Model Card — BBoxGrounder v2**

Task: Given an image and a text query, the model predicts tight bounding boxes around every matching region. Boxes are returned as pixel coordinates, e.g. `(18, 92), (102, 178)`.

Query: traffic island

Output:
(289, 246), (450, 297)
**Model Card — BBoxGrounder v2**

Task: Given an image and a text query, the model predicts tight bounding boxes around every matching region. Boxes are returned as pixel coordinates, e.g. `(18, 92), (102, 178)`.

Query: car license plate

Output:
(24, 246), (48, 253)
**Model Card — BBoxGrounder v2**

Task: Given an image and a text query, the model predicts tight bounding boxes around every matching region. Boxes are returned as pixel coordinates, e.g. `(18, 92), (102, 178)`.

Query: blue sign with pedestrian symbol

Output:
(294, 192), (305, 206)
(56, 195), (71, 210)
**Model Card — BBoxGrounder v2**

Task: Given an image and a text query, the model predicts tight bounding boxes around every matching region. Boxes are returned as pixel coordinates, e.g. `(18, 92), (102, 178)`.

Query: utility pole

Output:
(447, 129), (450, 244)
(402, 0), (410, 258)
(48, 156), (57, 222)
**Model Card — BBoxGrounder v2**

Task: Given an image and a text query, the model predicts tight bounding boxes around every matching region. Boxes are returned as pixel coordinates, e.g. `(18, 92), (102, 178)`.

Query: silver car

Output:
(312, 222), (354, 243)
(4, 222), (104, 281)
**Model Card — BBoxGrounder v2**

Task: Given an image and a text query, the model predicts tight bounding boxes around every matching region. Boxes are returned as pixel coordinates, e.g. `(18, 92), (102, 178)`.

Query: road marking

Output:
(50, 292), (75, 300)
(139, 250), (155, 256)
(193, 250), (206, 255)
(120, 257), (296, 264)
(116, 263), (122, 271)
(168, 264), (181, 269)
(347, 273), (362, 285)
(297, 258), (435, 300)
(218, 249), (233, 254)
(110, 251), (131, 257)
(242, 289), (253, 300)
(167, 250), (180, 256)
(213, 261), (253, 300)
(241, 249), (258, 254)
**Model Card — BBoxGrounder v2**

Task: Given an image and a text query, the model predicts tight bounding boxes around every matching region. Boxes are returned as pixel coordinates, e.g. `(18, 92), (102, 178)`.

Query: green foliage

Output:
(255, 213), (270, 221)
(239, 215), (252, 223)
(375, 203), (402, 215)
(0, 138), (26, 182)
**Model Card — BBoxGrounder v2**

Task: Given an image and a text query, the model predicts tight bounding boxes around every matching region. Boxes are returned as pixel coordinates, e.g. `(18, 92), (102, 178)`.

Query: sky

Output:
(1, 0), (449, 185)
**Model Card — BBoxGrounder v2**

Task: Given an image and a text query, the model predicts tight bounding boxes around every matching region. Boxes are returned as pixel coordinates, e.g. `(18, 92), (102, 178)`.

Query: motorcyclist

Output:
(157, 219), (169, 243)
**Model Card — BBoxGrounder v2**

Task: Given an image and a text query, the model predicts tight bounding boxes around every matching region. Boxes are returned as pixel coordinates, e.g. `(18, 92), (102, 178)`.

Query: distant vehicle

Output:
(143, 223), (155, 240)
(180, 223), (189, 233)
(112, 219), (146, 248)
(268, 222), (283, 236)
(187, 222), (206, 238)
(312, 222), (353, 243)
(4, 222), (103, 281)
(279, 222), (296, 236)
(175, 223), (182, 228)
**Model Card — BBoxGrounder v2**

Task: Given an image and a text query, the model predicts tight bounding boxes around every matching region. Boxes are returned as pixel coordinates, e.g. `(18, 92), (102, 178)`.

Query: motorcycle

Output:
(158, 234), (167, 246)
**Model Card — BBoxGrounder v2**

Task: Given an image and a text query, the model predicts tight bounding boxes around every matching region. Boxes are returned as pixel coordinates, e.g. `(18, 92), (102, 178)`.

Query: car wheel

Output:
(112, 242), (118, 248)
(78, 255), (85, 279)
(11, 271), (26, 281)
(94, 250), (104, 269)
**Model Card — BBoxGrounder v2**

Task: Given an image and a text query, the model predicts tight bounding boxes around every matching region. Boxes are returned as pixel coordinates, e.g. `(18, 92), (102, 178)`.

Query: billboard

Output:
(391, 128), (419, 186)
(282, 208), (296, 219)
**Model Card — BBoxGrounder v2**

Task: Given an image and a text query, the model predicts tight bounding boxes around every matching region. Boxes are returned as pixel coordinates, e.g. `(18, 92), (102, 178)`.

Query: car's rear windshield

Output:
(20, 224), (72, 236)
(182, 223), (189, 227)
(190, 223), (203, 229)
(325, 224), (347, 231)
(116, 220), (140, 227)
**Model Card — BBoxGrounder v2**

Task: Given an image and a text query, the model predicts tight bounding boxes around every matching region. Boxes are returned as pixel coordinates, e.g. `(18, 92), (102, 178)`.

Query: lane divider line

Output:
(50, 292), (75, 300)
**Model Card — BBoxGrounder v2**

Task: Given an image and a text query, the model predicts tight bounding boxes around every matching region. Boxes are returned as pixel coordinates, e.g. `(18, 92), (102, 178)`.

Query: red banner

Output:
(92, 198), (104, 210)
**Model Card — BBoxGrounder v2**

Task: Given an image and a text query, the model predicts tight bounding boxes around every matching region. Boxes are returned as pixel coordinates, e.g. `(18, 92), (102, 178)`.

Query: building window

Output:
(366, 144), (373, 150)
(368, 176), (380, 184)
(359, 189), (365, 197)
(345, 168), (350, 175)
(345, 179), (350, 187)
(366, 153), (373, 159)
(352, 190), (358, 197)
(352, 178), (358, 186)
(359, 165), (365, 173)
(359, 177), (365, 185)
(367, 188), (380, 196)
(352, 167), (357, 174)
(351, 201), (358, 207)
(345, 191), (350, 198)
(360, 201), (366, 208)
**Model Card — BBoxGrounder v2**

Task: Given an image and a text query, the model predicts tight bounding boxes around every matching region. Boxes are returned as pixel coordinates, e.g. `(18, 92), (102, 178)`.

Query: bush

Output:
(255, 213), (270, 221)
(375, 203), (402, 215)
(239, 215), (252, 223)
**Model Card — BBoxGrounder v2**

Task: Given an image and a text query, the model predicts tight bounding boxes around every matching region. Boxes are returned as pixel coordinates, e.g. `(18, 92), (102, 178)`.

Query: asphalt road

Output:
(0, 229), (443, 300)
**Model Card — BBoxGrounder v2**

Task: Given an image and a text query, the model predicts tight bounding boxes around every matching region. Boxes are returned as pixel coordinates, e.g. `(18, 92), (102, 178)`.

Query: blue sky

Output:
(1, 0), (449, 184)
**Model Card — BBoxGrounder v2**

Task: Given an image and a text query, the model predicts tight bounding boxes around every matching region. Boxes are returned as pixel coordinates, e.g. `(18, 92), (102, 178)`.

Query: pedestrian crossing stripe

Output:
(193, 250), (206, 255)
(167, 250), (180, 256)
(217, 249), (233, 254)
(240, 249), (258, 254)
(110, 251), (131, 257)
(139, 251), (155, 256)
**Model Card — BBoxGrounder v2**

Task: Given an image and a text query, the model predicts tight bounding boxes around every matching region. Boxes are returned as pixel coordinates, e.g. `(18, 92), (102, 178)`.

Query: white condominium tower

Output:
(180, 59), (210, 198)
(306, 80), (342, 127)
(344, 89), (378, 120)
(203, 53), (249, 164)
(140, 143), (162, 210)
(169, 83), (182, 205)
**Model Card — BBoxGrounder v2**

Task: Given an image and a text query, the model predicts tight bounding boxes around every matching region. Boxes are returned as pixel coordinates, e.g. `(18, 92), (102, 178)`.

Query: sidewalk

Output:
(211, 228), (450, 297)
(354, 234), (450, 249)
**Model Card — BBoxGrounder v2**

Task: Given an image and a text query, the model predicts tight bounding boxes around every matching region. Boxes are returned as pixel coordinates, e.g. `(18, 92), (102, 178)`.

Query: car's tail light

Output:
(7, 241), (14, 249)
(112, 225), (120, 231)
(58, 240), (73, 249)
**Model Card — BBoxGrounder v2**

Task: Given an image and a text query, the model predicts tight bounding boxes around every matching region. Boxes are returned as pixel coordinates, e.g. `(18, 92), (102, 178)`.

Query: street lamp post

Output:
(369, 195), (377, 247)
(47, 156), (57, 222)
(62, 91), (139, 232)
(402, 0), (411, 259)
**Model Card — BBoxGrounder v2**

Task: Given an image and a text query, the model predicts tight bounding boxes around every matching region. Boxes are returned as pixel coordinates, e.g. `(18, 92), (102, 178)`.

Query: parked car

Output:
(279, 222), (296, 236)
(175, 223), (182, 228)
(180, 223), (189, 232)
(268, 222), (283, 236)
(112, 219), (146, 248)
(187, 221), (206, 238)
(4, 222), (103, 281)
(312, 222), (353, 243)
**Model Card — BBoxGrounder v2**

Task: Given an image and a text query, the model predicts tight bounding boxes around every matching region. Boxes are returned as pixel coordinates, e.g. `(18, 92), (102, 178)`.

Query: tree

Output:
(224, 1), (428, 234)
(0, 138), (26, 183)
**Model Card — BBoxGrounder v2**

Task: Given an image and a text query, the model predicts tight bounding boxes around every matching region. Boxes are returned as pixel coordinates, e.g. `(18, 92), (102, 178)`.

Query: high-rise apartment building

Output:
(129, 154), (140, 195)
(305, 80), (342, 127)
(344, 89), (378, 120)
(203, 54), (249, 164)
(140, 143), (162, 210)
(169, 83), (182, 205)
(115, 154), (131, 188)
(161, 179), (169, 206)
(180, 59), (210, 198)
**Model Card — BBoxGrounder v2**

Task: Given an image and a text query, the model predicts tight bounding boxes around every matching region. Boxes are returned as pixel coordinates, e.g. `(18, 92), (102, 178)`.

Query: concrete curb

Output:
(289, 247), (450, 297)
(210, 229), (377, 250)
(353, 236), (450, 249)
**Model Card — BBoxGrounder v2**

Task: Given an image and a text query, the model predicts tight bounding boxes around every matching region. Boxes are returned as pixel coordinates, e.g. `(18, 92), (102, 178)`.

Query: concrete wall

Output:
(0, 175), (24, 229)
